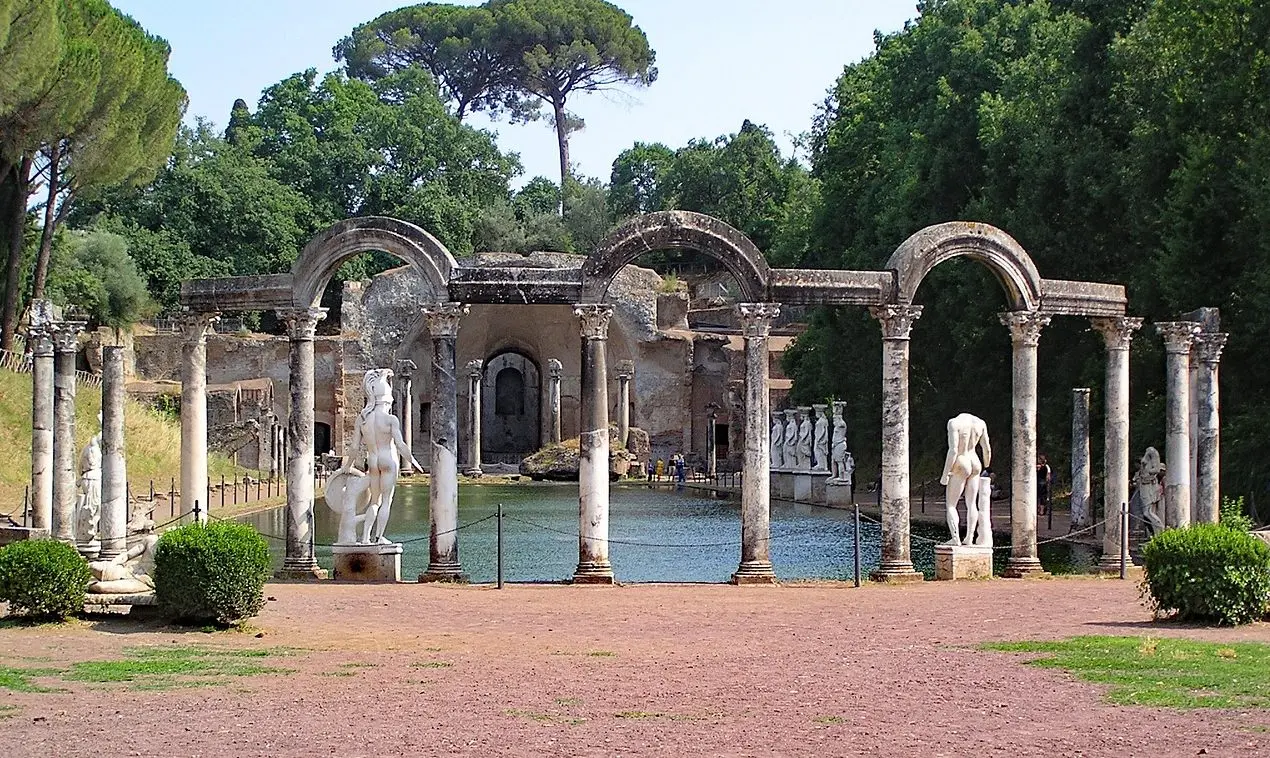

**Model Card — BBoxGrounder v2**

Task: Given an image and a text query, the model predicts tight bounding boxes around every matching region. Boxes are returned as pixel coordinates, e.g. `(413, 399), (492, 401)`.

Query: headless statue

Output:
(1135, 446), (1166, 536)
(770, 412), (785, 469)
(796, 409), (813, 471)
(338, 368), (424, 544)
(940, 413), (992, 546)
(75, 414), (103, 549)
(812, 405), (830, 472)
(88, 507), (158, 594)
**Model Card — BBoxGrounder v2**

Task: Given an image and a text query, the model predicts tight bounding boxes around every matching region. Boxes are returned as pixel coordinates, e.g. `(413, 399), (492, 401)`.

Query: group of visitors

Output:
(645, 453), (688, 483)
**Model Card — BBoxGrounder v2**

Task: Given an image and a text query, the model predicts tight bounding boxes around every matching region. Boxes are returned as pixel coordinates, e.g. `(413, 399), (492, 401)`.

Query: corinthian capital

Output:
(179, 311), (220, 344)
(999, 311), (1052, 347)
(1194, 332), (1228, 365)
(574, 303), (614, 340)
(1155, 321), (1202, 354)
(869, 304), (923, 340)
(50, 320), (86, 353)
(422, 302), (468, 339)
(1090, 316), (1143, 351)
(736, 302), (781, 339)
(465, 359), (484, 378)
(279, 307), (327, 341)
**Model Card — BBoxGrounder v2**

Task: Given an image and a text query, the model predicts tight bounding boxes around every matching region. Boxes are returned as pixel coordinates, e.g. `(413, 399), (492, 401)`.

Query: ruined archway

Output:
(579, 211), (770, 303)
(885, 221), (1042, 312)
(481, 350), (541, 463)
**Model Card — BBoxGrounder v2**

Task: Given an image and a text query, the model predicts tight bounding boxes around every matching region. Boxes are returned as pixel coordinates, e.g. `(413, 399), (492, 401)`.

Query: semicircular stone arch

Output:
(885, 221), (1043, 312)
(580, 210), (770, 303)
(290, 216), (457, 308)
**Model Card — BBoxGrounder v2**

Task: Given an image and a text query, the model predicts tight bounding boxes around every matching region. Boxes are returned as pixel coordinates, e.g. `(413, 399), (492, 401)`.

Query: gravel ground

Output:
(2, 578), (1268, 757)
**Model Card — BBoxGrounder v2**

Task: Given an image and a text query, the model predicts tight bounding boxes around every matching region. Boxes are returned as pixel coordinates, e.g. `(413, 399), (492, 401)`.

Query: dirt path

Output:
(2, 578), (1268, 757)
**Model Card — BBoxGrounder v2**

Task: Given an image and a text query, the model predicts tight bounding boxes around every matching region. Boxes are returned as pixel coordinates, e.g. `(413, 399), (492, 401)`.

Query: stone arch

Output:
(580, 210), (770, 303)
(885, 221), (1043, 312)
(290, 216), (457, 308)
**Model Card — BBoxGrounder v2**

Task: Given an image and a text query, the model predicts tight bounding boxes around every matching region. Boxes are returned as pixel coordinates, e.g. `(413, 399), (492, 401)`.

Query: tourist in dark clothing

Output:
(1037, 454), (1052, 516)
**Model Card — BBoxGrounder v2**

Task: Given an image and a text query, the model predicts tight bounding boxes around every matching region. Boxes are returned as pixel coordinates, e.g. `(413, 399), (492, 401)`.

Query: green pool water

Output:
(242, 482), (1097, 582)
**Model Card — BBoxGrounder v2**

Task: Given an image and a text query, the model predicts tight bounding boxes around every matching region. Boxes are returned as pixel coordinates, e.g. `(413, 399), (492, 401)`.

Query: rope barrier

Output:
(505, 514), (754, 548)
(219, 511), (497, 549)
(853, 508), (1107, 551)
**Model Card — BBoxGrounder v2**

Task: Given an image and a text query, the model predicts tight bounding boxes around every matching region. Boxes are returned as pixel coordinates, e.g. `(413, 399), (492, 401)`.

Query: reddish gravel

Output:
(2, 578), (1268, 757)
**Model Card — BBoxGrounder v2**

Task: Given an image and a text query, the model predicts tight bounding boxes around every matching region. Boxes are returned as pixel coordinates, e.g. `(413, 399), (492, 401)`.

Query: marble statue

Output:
(88, 506), (158, 594)
(840, 452), (855, 491)
(75, 413), (103, 548)
(1135, 446), (1166, 536)
(796, 408), (813, 472)
(324, 466), (373, 545)
(770, 412), (785, 469)
(812, 404), (830, 473)
(782, 410), (799, 472)
(972, 470), (993, 547)
(830, 402), (850, 483)
(939, 413), (992, 546)
(337, 368), (424, 544)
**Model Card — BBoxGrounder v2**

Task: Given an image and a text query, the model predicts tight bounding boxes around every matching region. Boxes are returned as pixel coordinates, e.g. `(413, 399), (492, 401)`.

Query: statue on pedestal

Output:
(769, 412), (785, 470)
(88, 507), (158, 594)
(75, 414), (103, 554)
(830, 402), (850, 484)
(1135, 446), (1166, 536)
(796, 408), (813, 471)
(334, 368), (424, 544)
(812, 404), (830, 472)
(939, 413), (992, 546)
(782, 410), (799, 472)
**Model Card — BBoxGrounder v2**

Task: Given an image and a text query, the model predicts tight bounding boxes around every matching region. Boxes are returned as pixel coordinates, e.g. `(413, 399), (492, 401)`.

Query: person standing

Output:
(1036, 453), (1052, 517)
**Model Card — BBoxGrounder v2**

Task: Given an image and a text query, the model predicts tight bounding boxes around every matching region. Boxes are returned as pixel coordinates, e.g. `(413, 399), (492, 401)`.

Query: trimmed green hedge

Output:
(0, 539), (91, 620)
(153, 520), (271, 625)
(1141, 523), (1270, 626)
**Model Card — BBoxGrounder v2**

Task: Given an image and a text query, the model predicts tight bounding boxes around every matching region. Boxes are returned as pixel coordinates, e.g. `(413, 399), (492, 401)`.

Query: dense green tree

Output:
(607, 140), (672, 217)
(513, 176), (560, 220)
(45, 228), (154, 331)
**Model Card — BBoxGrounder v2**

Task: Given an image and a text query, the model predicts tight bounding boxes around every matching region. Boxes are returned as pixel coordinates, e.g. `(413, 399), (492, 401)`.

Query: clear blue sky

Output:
(111, 1), (919, 185)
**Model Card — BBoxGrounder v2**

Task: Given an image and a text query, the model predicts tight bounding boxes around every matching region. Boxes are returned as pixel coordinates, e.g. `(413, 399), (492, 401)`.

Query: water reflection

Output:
(242, 482), (1096, 582)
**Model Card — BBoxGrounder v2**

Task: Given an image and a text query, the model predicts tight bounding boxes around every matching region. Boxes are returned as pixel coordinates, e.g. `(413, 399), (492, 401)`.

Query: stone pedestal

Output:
(810, 471), (829, 504)
(332, 543), (402, 583)
(793, 472), (813, 502)
(731, 303), (780, 586)
(826, 482), (853, 508)
(770, 470), (794, 501)
(934, 545), (992, 581)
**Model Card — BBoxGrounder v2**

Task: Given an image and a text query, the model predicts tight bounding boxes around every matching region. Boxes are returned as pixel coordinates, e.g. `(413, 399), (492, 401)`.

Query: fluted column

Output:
(1157, 322), (1201, 528)
(732, 303), (779, 584)
(1092, 316), (1143, 570)
(28, 302), (55, 531)
(180, 311), (218, 522)
(1193, 332), (1227, 524)
(547, 358), (562, 444)
(99, 346), (127, 559)
(705, 404), (719, 478)
(278, 307), (328, 580)
(51, 321), (84, 543)
(574, 304), (614, 584)
(1000, 311), (1052, 578)
(616, 359), (633, 448)
(1069, 388), (1092, 529)
(868, 304), (923, 582)
(419, 303), (468, 582)
(394, 358), (417, 468)
(465, 359), (483, 476)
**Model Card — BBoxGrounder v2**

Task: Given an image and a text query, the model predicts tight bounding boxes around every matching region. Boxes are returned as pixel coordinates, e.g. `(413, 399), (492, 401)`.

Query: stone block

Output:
(793, 473), (813, 502)
(934, 544), (993, 581)
(0, 526), (50, 548)
(332, 543), (402, 583)
(770, 471), (794, 501)
(809, 472), (830, 504)
(825, 482), (854, 508)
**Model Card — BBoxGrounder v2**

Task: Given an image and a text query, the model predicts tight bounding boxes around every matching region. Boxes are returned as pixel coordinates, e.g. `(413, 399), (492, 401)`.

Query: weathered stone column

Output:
(1000, 310), (1052, 578)
(393, 359), (417, 468)
(574, 304), (615, 584)
(868, 304), (923, 583)
(1193, 332), (1227, 524)
(547, 358), (562, 444)
(616, 359), (633, 448)
(28, 303), (55, 531)
(1157, 321), (1201, 528)
(1092, 316), (1143, 570)
(733, 303), (779, 584)
(278, 307), (328, 580)
(705, 404), (719, 478)
(51, 322), (84, 543)
(465, 359), (483, 476)
(1070, 388), (1092, 529)
(180, 312), (218, 522)
(99, 346), (127, 559)
(420, 303), (468, 582)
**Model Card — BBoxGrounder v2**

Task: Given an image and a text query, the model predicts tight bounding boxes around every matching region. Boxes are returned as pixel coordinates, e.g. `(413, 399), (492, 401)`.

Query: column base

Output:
(1096, 554), (1137, 574)
(731, 560), (776, 585)
(419, 563), (470, 584)
(573, 561), (614, 585)
(77, 541), (101, 560)
(463, 467), (484, 478)
(1002, 557), (1050, 579)
(870, 561), (924, 583)
(275, 565), (329, 581)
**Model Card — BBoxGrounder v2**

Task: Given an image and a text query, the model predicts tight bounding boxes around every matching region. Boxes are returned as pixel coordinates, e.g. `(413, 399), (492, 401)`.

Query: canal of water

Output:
(242, 482), (1098, 582)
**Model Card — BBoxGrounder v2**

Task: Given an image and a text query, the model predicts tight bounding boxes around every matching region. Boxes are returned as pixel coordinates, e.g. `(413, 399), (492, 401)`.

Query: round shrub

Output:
(1141, 523), (1270, 626)
(0, 539), (92, 620)
(153, 520), (271, 625)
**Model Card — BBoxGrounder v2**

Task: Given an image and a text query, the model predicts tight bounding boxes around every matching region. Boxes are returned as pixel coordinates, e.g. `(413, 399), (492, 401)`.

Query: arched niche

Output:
(482, 351), (541, 462)
(885, 221), (1043, 312)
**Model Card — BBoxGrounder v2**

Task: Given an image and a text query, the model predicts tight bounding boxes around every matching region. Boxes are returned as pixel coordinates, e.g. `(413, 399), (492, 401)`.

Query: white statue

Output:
(337, 368), (424, 544)
(75, 413), (103, 547)
(812, 404), (830, 472)
(770, 412), (785, 470)
(88, 507), (158, 594)
(796, 408), (813, 471)
(939, 413), (992, 546)
(841, 452), (855, 491)
(324, 467), (373, 545)
(1135, 446), (1166, 536)
(972, 470), (994, 547)
(830, 402), (850, 483)
(782, 410), (799, 472)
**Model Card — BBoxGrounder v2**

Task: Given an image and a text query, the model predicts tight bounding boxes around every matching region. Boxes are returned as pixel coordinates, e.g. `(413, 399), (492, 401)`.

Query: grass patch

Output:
(319, 670), (356, 677)
(0, 666), (64, 693)
(813, 715), (845, 724)
(0, 703), (19, 719)
(586, 650), (615, 657)
(983, 636), (1270, 709)
(504, 708), (586, 726)
(411, 661), (452, 669)
(555, 697), (581, 706)
(615, 710), (663, 719)
(339, 661), (379, 669)
(25, 646), (301, 692)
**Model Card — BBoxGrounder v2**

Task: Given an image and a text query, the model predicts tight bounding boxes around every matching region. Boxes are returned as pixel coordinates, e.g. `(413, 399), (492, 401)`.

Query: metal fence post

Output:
(1119, 501), (1129, 580)
(853, 503), (862, 588)
(496, 503), (504, 590)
